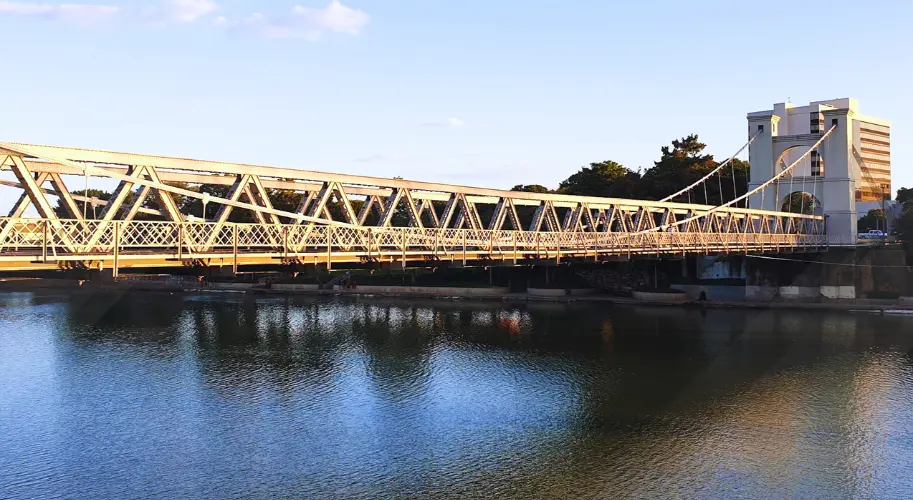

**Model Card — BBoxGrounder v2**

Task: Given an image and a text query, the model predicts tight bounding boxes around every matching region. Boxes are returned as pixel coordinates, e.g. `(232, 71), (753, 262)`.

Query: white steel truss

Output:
(0, 141), (828, 272)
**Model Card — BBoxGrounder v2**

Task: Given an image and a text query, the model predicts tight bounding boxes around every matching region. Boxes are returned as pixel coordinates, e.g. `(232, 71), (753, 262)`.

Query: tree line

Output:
(512, 135), (750, 206)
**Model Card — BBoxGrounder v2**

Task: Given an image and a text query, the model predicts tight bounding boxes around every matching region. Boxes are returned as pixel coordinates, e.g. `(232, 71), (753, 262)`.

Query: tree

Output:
(54, 189), (129, 220)
(894, 208), (913, 263)
(133, 182), (192, 221)
(638, 134), (747, 204)
(178, 184), (281, 223)
(858, 208), (887, 232)
(558, 160), (641, 198)
(511, 184), (551, 193)
(890, 186), (913, 264)
(780, 192), (820, 214)
(897, 187), (913, 211)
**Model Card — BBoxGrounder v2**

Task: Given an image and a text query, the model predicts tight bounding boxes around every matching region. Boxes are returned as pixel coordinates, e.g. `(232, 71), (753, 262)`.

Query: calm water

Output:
(1, 292), (912, 499)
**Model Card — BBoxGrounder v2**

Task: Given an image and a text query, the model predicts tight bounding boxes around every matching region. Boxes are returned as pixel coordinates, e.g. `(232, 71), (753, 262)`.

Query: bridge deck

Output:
(0, 219), (826, 273)
(0, 142), (829, 275)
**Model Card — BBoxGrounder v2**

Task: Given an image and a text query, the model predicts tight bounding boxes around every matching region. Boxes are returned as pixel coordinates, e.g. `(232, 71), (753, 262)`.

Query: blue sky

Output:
(1, 0), (911, 207)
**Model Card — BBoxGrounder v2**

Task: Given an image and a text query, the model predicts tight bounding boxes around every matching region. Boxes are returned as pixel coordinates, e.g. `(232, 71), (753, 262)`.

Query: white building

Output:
(747, 98), (893, 244)
(756, 98), (891, 203)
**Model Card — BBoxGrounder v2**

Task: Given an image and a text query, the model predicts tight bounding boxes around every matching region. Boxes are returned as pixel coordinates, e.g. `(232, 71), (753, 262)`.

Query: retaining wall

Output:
(675, 283), (856, 302)
(632, 291), (689, 302)
(527, 288), (595, 297)
(672, 284), (746, 302)
(272, 283), (509, 298)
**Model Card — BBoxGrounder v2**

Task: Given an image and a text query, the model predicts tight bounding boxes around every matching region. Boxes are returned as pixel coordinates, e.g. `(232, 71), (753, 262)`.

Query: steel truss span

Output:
(0, 142), (826, 273)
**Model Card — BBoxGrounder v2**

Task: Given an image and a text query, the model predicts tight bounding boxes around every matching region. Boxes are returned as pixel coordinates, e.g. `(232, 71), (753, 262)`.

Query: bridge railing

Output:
(0, 218), (827, 262)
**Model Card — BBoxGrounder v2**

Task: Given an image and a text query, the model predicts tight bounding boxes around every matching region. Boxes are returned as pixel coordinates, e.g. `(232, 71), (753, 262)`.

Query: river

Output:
(1, 291), (912, 499)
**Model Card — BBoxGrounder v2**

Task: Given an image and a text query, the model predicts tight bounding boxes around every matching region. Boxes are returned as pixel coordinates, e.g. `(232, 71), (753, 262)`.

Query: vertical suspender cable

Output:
(718, 170), (724, 205)
(703, 178), (709, 205)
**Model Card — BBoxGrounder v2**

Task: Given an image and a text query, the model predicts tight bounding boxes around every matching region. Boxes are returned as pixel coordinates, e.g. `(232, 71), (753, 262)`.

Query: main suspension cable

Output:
(645, 125), (836, 234)
(659, 131), (760, 203)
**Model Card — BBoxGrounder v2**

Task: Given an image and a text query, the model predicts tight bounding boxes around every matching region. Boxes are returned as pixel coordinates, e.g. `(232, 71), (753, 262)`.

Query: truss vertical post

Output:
(113, 221), (120, 279)
(327, 226), (333, 271)
(178, 224), (184, 261)
(462, 230), (467, 267)
(233, 225), (239, 274)
(556, 234), (561, 264)
(489, 231), (494, 258)
(42, 220), (48, 263)
(593, 232), (598, 261)
(401, 227), (407, 269)
(513, 231), (518, 265)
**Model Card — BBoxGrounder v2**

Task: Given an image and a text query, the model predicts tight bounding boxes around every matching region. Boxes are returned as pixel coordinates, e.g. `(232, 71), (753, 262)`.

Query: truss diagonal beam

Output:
(0, 142), (352, 228)
(419, 199), (440, 228)
(49, 173), (83, 220)
(212, 174), (251, 225)
(7, 156), (78, 251)
(10, 156), (57, 219)
(358, 195), (383, 225)
(6, 172), (50, 218)
(144, 166), (184, 223)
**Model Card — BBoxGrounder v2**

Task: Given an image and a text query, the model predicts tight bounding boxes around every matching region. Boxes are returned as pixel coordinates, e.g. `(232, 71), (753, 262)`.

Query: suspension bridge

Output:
(0, 102), (872, 277)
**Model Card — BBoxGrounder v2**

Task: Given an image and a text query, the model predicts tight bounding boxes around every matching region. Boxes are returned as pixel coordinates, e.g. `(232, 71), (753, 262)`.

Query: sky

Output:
(1, 0), (912, 210)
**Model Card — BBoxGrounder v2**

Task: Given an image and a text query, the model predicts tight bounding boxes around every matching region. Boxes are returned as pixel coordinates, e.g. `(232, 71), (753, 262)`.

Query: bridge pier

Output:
(86, 267), (117, 284)
(670, 247), (912, 302)
(206, 265), (236, 281)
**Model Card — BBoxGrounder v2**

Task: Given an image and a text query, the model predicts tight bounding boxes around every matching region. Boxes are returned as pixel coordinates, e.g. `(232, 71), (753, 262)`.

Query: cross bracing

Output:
(0, 141), (827, 273)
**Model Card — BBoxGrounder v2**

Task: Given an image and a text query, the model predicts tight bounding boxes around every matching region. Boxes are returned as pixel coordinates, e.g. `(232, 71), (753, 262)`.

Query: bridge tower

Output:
(747, 98), (891, 246)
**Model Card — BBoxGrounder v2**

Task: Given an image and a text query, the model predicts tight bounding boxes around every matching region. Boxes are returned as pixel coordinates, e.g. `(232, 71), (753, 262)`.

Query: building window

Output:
(811, 151), (824, 176)
(810, 113), (823, 133)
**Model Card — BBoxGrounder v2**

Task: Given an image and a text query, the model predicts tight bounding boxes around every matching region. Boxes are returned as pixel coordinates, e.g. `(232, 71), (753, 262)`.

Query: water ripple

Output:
(1, 292), (912, 498)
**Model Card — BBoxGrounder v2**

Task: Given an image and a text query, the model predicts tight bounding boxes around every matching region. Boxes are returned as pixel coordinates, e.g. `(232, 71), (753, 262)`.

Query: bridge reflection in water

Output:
(2, 292), (912, 498)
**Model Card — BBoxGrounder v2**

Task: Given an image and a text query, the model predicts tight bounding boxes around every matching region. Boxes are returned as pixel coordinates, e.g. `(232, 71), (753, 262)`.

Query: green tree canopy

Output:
(557, 160), (641, 198)
(780, 192), (821, 214)
(858, 208), (887, 233)
(638, 134), (747, 204)
(897, 187), (913, 210)
(511, 184), (551, 193)
(54, 189), (129, 220)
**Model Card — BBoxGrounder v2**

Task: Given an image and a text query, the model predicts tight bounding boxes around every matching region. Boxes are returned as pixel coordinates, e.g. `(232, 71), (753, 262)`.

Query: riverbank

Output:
(3, 277), (913, 315)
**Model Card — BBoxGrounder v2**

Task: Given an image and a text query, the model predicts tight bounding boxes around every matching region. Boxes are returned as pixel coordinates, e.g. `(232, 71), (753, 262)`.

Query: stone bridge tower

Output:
(747, 98), (891, 246)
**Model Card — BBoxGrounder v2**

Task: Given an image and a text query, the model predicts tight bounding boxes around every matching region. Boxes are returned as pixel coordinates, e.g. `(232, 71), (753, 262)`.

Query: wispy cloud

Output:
(293, 1), (368, 35)
(0, 1), (120, 25)
(421, 117), (466, 128)
(0, 0), (220, 25)
(139, 0), (218, 26)
(163, 0), (218, 23)
(236, 1), (370, 40)
(0, 0), (371, 41)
